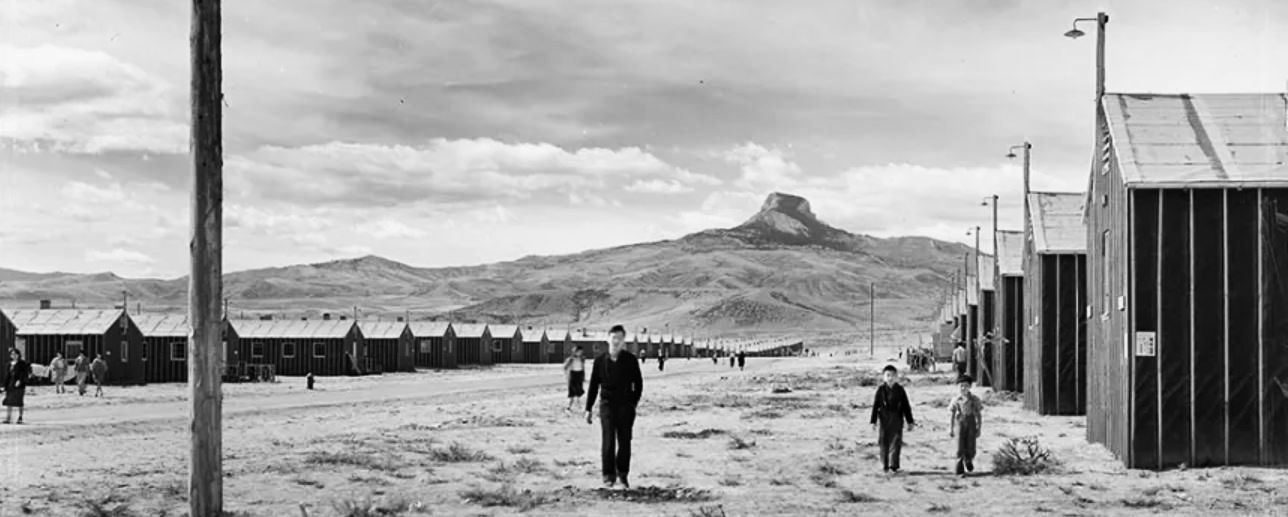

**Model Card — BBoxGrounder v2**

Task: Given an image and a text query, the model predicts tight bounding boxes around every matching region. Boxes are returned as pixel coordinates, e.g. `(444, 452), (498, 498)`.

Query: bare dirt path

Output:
(0, 358), (762, 434)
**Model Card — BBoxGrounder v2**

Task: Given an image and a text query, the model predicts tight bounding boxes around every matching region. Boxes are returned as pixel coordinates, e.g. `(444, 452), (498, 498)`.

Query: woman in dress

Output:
(3, 348), (31, 424)
(563, 346), (586, 412)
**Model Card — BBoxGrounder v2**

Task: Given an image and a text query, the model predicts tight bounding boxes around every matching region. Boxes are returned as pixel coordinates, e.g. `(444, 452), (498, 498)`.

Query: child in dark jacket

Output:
(870, 365), (916, 473)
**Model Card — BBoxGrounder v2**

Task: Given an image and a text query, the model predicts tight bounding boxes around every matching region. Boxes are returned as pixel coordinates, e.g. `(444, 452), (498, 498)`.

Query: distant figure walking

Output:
(3, 348), (31, 424)
(952, 342), (967, 377)
(585, 325), (643, 490)
(711, 354), (718, 365)
(729, 354), (735, 368)
(74, 352), (90, 396)
(949, 374), (983, 476)
(49, 352), (68, 394)
(90, 354), (108, 397)
(564, 346), (586, 412)
(657, 353), (666, 372)
(737, 351), (746, 371)
(870, 365), (916, 474)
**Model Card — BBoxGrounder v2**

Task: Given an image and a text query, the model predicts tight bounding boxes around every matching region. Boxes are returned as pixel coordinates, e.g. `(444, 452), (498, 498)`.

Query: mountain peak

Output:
(758, 192), (816, 221)
(732, 192), (840, 244)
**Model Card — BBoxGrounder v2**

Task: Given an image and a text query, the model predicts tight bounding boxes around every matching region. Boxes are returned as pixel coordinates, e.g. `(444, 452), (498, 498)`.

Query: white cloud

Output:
(226, 138), (700, 207)
(360, 219), (427, 239)
(86, 248), (155, 265)
(721, 142), (803, 192)
(0, 45), (187, 154)
(624, 179), (692, 194)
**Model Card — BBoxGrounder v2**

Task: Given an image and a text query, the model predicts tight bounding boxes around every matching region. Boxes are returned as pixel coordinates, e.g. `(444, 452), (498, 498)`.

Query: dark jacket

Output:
(4, 360), (30, 391)
(870, 383), (915, 426)
(586, 350), (643, 411)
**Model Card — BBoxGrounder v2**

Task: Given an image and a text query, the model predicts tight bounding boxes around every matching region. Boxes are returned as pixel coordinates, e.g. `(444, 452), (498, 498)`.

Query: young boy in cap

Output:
(870, 365), (915, 473)
(948, 373), (983, 476)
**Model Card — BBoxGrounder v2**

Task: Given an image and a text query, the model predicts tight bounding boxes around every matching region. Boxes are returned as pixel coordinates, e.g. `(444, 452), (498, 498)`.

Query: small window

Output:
(171, 341), (185, 361)
(65, 340), (81, 358)
(142, 340), (149, 361)
(283, 342), (296, 358)
(418, 340), (432, 354)
(251, 342), (264, 359)
(492, 340), (502, 353)
(313, 342), (326, 358)
(122, 341), (129, 362)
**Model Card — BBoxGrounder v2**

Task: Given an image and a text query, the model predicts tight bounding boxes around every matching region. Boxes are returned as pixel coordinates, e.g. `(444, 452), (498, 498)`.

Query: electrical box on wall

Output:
(1117, 296), (1126, 311)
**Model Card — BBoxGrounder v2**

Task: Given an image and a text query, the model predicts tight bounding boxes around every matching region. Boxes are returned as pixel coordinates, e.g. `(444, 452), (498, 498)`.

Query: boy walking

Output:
(74, 352), (90, 396)
(870, 365), (915, 473)
(949, 374), (983, 476)
(951, 342), (967, 376)
(585, 325), (643, 489)
(90, 354), (108, 397)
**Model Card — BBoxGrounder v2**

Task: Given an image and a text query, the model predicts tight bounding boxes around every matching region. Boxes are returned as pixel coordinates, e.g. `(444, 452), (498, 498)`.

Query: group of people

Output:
(901, 347), (935, 372)
(2, 348), (110, 425)
(870, 364), (984, 476)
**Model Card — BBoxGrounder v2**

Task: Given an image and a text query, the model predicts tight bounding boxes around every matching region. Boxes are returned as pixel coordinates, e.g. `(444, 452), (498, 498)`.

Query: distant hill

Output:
(0, 193), (969, 337)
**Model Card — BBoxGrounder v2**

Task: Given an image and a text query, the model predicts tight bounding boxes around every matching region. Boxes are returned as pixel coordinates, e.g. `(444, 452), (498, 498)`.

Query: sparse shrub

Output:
(431, 442), (493, 463)
(743, 409), (783, 420)
(837, 489), (879, 503)
(507, 445), (535, 455)
(983, 391), (1022, 406)
(689, 505), (727, 517)
(718, 476), (742, 487)
(663, 429), (726, 440)
(927, 503), (951, 513)
(76, 495), (137, 517)
(460, 486), (548, 512)
(513, 457), (546, 474)
(991, 437), (1059, 475)
(592, 485), (713, 503)
(331, 495), (420, 517)
(728, 436), (756, 450)
(305, 451), (402, 472)
(1121, 497), (1169, 510)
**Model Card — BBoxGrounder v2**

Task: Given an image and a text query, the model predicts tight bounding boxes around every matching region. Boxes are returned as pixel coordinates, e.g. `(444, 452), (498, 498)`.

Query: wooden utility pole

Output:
(868, 282), (876, 357)
(189, 1), (223, 515)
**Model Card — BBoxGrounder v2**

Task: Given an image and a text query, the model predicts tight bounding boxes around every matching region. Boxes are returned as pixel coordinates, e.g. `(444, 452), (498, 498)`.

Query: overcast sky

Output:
(2, 0), (1287, 278)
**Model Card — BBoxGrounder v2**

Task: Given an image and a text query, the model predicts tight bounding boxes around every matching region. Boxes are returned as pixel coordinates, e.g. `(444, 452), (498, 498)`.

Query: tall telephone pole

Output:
(189, 0), (224, 515)
(869, 282), (875, 357)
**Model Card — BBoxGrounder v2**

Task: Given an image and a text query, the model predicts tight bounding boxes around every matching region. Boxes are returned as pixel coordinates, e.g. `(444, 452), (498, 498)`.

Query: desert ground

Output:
(2, 349), (1286, 517)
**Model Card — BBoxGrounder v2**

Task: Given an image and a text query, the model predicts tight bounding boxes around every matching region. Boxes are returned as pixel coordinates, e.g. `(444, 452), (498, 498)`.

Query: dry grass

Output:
(330, 495), (428, 517)
(430, 442), (493, 463)
(688, 505), (728, 517)
(304, 450), (403, 472)
(728, 435), (756, 450)
(663, 428), (726, 440)
(927, 503), (952, 513)
(507, 445), (535, 455)
(76, 495), (136, 517)
(837, 489), (880, 503)
(992, 437), (1059, 475)
(460, 485), (549, 512)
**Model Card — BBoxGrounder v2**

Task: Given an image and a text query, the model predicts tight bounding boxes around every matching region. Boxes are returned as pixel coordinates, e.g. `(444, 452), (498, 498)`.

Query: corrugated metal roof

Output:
(6, 309), (124, 335)
(408, 321), (451, 338)
(229, 319), (354, 339)
(966, 276), (978, 305)
(570, 330), (608, 343)
(453, 323), (488, 338)
(489, 324), (519, 339)
(358, 321), (407, 340)
(133, 314), (189, 338)
(545, 328), (569, 341)
(977, 254), (996, 291)
(1028, 192), (1087, 254)
(997, 230), (1025, 276)
(521, 329), (545, 343)
(1104, 93), (1288, 187)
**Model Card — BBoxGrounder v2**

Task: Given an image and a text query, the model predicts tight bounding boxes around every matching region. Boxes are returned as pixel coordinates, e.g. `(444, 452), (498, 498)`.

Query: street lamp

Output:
(1066, 13), (1109, 100)
(1007, 142), (1032, 226)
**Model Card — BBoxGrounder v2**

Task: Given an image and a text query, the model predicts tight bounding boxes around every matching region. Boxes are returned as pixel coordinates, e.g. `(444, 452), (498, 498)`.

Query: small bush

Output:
(460, 486), (548, 512)
(305, 451), (402, 472)
(742, 409), (783, 420)
(927, 503), (951, 513)
(331, 495), (422, 517)
(837, 489), (879, 503)
(514, 457), (546, 474)
(431, 442), (493, 463)
(992, 437), (1059, 475)
(689, 505), (727, 517)
(76, 495), (136, 517)
(718, 476), (742, 487)
(1121, 497), (1169, 510)
(663, 429), (726, 440)
(507, 445), (535, 455)
(728, 436), (756, 450)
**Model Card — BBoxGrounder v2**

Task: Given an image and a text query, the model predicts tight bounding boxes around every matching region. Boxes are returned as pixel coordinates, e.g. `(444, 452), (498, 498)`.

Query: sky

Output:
(2, 0), (1287, 278)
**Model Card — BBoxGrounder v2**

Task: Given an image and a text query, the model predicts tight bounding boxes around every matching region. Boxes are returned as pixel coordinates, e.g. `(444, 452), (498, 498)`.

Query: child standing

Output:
(563, 346), (586, 412)
(948, 374), (983, 476)
(870, 365), (916, 473)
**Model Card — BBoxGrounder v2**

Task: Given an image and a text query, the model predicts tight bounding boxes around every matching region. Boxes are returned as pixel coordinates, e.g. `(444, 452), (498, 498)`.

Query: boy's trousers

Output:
(877, 419), (904, 471)
(955, 419), (979, 473)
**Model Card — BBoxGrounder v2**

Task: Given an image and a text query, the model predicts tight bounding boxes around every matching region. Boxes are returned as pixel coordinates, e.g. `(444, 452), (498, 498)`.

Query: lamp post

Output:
(1065, 13), (1109, 102)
